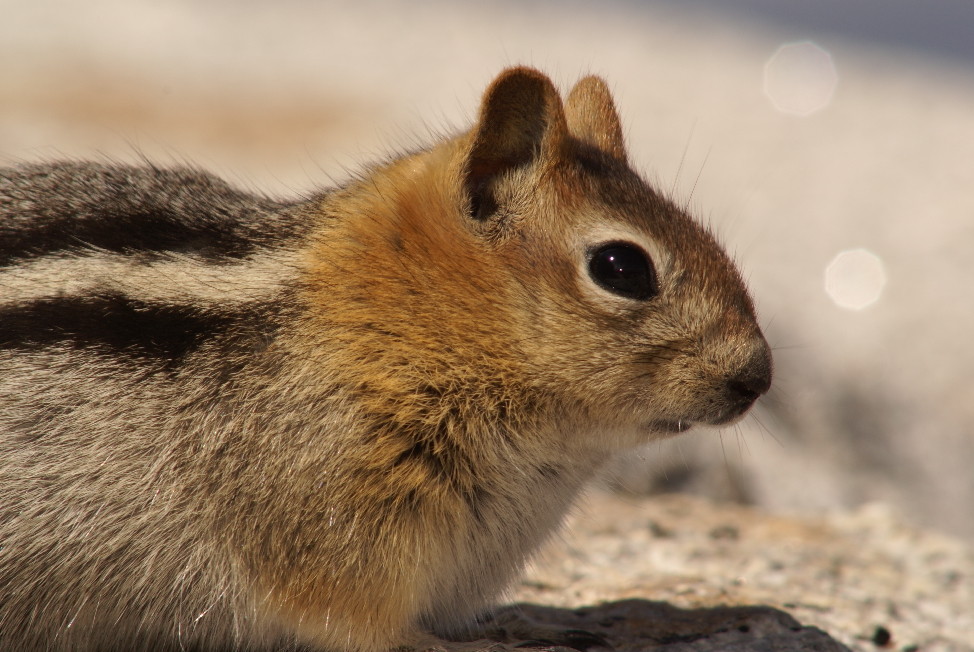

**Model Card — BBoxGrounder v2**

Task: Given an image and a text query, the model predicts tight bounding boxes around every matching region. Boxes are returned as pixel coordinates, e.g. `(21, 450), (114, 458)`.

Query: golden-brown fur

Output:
(0, 67), (771, 651)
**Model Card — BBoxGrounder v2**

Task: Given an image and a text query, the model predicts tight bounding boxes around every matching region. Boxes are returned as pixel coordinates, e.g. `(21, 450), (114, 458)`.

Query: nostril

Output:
(727, 350), (773, 406)
(727, 374), (771, 404)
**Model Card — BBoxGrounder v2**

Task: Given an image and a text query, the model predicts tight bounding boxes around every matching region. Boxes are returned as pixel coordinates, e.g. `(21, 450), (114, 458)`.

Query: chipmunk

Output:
(0, 67), (772, 652)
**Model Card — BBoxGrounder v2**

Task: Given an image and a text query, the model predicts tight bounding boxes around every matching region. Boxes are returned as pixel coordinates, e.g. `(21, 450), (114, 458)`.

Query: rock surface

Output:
(454, 491), (974, 652)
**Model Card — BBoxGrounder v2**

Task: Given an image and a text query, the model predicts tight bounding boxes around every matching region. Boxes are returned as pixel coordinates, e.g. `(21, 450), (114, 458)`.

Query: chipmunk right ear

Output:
(564, 75), (627, 161)
(465, 67), (567, 221)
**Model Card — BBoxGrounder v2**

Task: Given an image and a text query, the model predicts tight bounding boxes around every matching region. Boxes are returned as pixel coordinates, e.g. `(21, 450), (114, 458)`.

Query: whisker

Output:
(670, 120), (697, 198)
(748, 410), (782, 448)
(718, 429), (730, 471)
(684, 146), (712, 213)
(734, 423), (751, 460)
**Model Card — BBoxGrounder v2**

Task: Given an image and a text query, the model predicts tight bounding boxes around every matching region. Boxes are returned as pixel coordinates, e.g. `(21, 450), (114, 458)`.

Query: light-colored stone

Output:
(504, 491), (974, 652)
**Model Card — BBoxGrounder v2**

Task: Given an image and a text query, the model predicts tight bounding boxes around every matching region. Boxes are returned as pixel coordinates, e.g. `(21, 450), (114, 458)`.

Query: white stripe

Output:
(0, 249), (300, 306)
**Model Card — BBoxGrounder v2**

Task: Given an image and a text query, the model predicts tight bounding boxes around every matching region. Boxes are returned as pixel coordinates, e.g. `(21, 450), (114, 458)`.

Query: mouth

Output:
(644, 420), (695, 434)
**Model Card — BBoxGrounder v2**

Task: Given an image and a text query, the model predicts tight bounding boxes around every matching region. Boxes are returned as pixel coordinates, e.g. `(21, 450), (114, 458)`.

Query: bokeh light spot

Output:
(824, 249), (887, 311)
(764, 41), (838, 116)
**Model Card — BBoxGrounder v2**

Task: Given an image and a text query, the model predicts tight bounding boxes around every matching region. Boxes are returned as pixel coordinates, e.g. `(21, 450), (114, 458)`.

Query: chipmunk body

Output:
(0, 68), (772, 651)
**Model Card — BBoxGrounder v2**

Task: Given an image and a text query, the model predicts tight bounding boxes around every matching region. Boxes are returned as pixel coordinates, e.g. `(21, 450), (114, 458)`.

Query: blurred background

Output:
(3, 0), (972, 539)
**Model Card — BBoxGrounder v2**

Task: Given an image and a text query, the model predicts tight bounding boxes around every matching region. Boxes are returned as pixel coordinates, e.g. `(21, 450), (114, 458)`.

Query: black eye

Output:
(588, 243), (658, 300)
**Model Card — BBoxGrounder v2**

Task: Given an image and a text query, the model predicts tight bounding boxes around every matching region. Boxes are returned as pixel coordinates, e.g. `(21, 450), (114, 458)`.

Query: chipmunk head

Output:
(458, 67), (772, 446)
(308, 67), (771, 451)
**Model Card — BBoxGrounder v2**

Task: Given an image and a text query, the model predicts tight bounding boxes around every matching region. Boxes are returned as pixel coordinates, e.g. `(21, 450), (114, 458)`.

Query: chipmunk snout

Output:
(722, 339), (773, 418)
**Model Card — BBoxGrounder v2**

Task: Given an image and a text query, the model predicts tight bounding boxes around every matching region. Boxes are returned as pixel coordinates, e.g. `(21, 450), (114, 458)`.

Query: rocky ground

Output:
(493, 491), (974, 652)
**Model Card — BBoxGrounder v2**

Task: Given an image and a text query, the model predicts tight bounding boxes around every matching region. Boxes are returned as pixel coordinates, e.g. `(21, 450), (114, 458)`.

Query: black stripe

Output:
(0, 293), (262, 364)
(1, 206), (260, 265)
(0, 163), (309, 266)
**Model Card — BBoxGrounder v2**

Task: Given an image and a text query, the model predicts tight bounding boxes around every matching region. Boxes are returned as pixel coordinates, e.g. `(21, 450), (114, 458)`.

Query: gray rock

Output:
(501, 492), (974, 652)
(473, 600), (849, 651)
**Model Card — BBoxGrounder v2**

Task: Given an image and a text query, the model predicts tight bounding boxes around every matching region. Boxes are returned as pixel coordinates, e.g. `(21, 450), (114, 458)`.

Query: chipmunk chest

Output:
(462, 455), (592, 559)
(419, 462), (589, 623)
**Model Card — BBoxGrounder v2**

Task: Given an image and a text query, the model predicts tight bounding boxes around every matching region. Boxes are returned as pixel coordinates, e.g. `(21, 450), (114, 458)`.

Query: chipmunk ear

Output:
(564, 75), (627, 161)
(465, 67), (567, 221)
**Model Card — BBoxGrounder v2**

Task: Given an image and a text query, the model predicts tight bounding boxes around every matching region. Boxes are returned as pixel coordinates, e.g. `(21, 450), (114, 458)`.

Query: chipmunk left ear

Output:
(465, 67), (568, 221)
(564, 75), (627, 161)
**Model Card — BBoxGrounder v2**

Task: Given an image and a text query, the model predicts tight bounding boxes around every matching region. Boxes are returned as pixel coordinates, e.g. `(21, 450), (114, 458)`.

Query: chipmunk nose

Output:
(724, 339), (773, 413)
